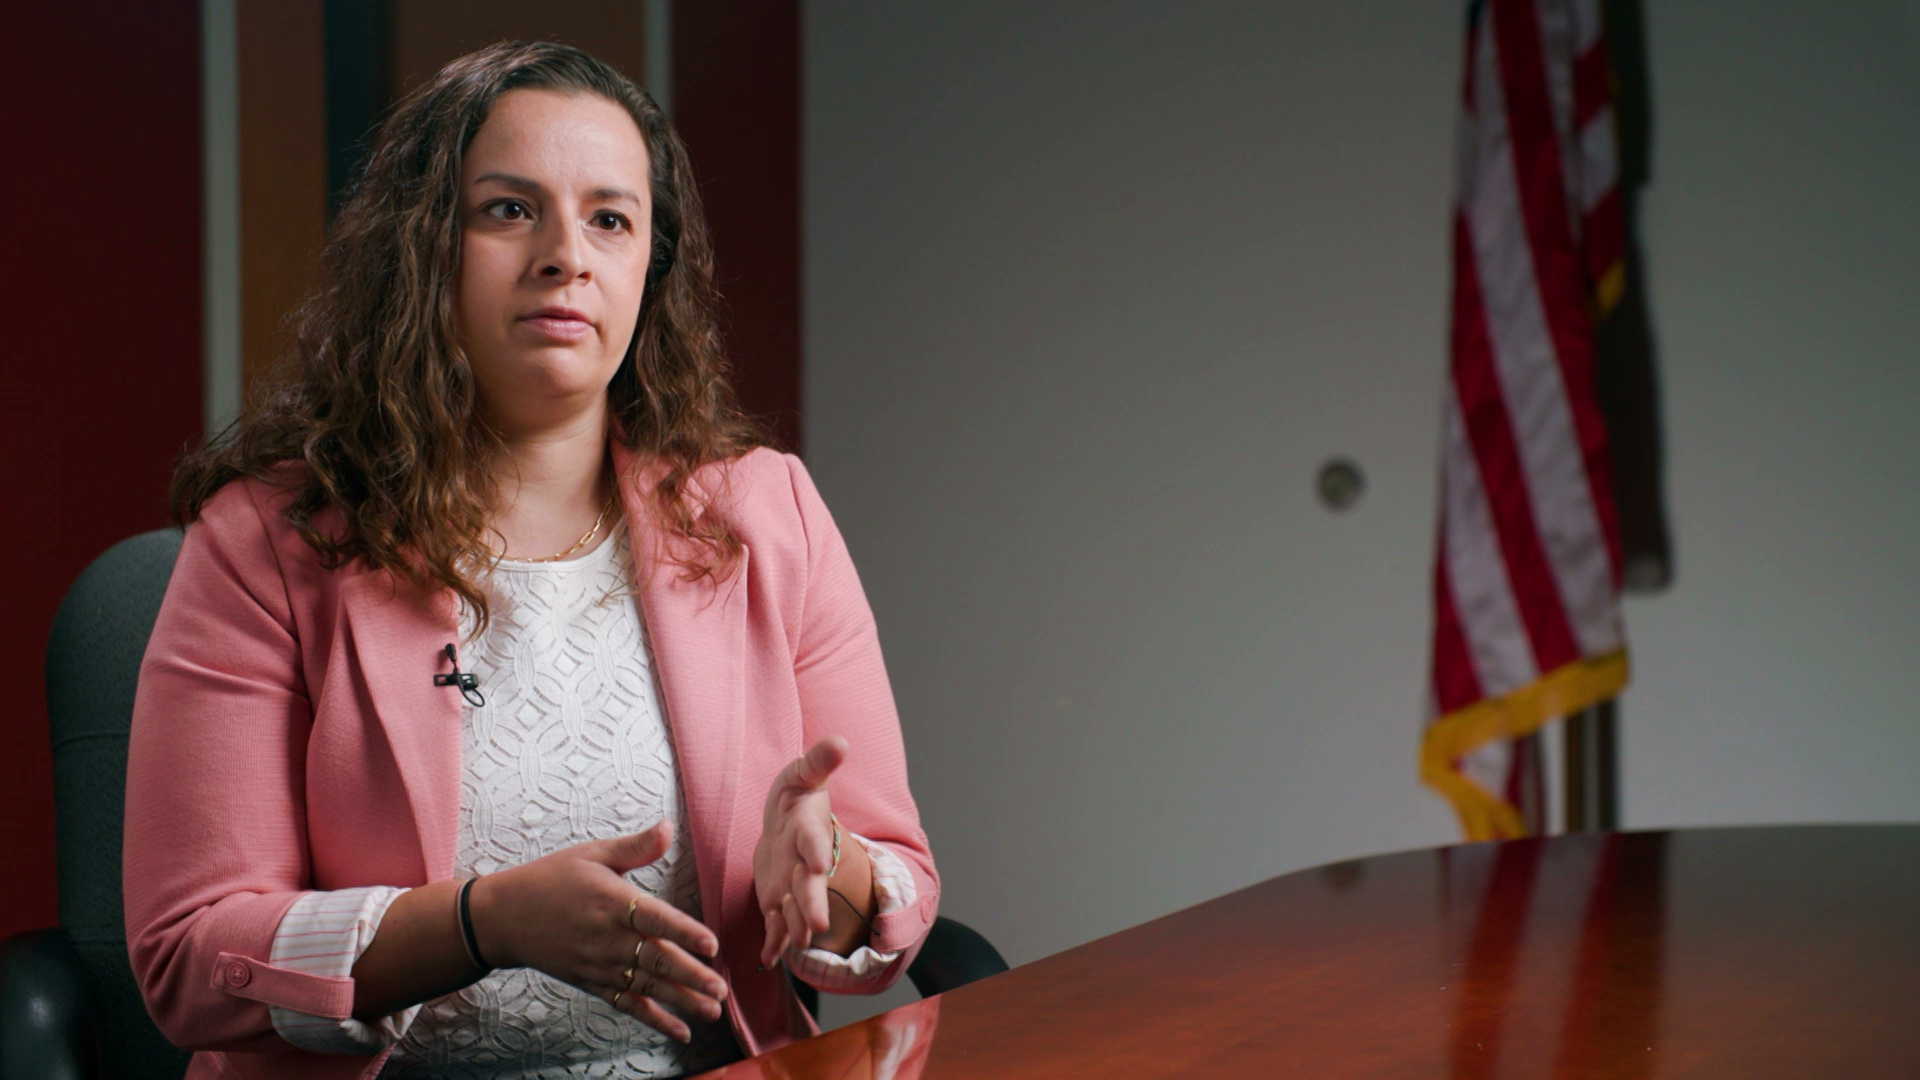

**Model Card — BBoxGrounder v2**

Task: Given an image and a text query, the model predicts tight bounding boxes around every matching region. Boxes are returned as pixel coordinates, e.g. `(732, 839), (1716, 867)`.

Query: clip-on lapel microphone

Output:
(434, 643), (486, 707)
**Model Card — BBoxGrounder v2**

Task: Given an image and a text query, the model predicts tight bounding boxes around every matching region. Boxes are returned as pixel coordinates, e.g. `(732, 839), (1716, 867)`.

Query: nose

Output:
(535, 219), (589, 283)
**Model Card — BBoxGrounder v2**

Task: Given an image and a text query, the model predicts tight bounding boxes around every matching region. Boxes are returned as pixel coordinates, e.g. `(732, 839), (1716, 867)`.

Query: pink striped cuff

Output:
(267, 886), (417, 1053)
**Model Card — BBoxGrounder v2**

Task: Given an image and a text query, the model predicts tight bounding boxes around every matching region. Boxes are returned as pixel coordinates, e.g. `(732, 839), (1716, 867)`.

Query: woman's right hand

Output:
(468, 820), (728, 1043)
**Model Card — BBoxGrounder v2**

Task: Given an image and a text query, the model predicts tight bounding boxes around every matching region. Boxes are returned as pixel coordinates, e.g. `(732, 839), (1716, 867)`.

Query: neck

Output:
(489, 407), (616, 560)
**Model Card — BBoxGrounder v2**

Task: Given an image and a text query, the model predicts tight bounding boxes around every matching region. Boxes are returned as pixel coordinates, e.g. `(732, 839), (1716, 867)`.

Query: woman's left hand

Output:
(754, 736), (848, 969)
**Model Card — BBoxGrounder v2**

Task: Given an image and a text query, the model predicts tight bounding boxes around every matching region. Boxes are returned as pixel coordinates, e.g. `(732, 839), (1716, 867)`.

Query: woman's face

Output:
(455, 88), (652, 436)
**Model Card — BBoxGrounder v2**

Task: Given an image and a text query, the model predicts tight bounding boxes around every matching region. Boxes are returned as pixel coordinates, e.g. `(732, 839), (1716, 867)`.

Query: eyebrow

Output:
(471, 172), (643, 207)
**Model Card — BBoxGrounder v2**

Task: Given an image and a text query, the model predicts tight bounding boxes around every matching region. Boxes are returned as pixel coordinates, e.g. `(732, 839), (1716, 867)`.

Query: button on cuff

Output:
(212, 951), (356, 1017)
(220, 957), (252, 989)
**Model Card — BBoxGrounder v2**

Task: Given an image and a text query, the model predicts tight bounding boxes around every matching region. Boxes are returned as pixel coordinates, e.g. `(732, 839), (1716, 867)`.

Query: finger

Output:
(626, 894), (720, 960)
(782, 891), (810, 954)
(771, 894), (798, 961)
(760, 906), (785, 970)
(794, 858), (831, 935)
(779, 893), (801, 957)
(629, 961), (725, 1026)
(797, 814), (834, 876)
(779, 736), (849, 794)
(593, 929), (721, 995)
(610, 984), (693, 1044)
(628, 937), (728, 1006)
(632, 993), (694, 1044)
(598, 821), (674, 874)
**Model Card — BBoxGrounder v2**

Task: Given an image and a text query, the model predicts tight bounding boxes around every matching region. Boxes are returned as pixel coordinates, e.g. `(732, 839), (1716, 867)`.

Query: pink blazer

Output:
(123, 446), (939, 1080)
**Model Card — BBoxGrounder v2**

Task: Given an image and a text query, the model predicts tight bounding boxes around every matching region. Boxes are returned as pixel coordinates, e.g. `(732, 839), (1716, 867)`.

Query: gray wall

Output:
(802, 1), (1920, 1027)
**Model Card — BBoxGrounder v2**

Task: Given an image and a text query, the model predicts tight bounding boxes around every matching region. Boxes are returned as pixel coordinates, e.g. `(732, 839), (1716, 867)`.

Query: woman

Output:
(124, 41), (938, 1079)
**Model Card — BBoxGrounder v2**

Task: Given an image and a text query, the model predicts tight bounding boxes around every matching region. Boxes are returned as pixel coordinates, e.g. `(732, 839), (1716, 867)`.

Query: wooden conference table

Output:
(695, 825), (1920, 1079)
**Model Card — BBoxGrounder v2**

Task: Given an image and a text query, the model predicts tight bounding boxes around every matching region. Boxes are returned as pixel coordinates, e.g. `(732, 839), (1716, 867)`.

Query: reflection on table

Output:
(696, 826), (1920, 1079)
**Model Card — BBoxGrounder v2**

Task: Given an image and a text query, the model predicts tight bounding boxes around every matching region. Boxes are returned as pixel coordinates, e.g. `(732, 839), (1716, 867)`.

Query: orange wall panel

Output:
(239, 0), (329, 388)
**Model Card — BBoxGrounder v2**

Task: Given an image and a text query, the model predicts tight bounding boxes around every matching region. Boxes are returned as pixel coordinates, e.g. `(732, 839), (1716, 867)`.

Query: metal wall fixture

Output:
(1316, 458), (1366, 512)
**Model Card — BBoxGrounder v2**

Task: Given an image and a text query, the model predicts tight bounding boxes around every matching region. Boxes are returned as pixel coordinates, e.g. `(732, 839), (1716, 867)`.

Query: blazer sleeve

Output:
(123, 482), (356, 1051)
(783, 454), (941, 980)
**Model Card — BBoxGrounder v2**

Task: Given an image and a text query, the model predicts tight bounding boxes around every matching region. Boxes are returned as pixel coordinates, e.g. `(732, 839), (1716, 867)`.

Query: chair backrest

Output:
(45, 528), (191, 1078)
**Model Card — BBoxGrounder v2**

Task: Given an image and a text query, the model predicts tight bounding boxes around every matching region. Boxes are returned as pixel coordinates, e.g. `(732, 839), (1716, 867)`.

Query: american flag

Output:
(1423, 0), (1629, 841)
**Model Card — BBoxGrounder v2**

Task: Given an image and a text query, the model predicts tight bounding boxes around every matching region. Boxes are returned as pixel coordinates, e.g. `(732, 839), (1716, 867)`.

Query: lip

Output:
(519, 306), (594, 342)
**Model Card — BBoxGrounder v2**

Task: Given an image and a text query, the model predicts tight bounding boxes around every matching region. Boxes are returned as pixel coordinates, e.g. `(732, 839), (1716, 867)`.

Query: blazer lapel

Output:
(617, 446), (751, 938)
(326, 445), (749, 905)
(338, 571), (464, 882)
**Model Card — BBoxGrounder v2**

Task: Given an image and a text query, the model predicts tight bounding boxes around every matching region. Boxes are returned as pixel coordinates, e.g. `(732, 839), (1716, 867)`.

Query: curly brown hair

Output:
(173, 41), (767, 628)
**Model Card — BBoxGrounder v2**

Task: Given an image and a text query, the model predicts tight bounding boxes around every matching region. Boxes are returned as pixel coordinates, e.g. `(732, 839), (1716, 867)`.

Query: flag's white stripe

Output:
(1462, 736), (1513, 803)
(1532, 0), (1584, 240)
(1571, 0), (1604, 59)
(1578, 109), (1618, 216)
(1469, 15), (1621, 659)
(1443, 390), (1539, 697)
(1534, 1), (1579, 137)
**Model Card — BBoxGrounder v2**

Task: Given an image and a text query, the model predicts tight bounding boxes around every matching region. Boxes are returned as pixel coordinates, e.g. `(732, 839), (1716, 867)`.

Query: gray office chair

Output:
(1, 528), (1006, 1079)
(1, 528), (191, 1080)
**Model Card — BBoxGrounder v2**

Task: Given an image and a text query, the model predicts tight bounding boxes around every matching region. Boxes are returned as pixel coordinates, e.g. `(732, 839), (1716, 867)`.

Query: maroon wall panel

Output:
(1, 6), (204, 937)
(673, 0), (803, 454)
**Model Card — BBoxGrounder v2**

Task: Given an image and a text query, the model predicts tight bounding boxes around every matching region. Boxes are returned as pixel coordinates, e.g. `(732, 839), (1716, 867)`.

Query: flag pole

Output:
(1594, 698), (1619, 829)
(1563, 699), (1620, 832)
(1564, 710), (1589, 832)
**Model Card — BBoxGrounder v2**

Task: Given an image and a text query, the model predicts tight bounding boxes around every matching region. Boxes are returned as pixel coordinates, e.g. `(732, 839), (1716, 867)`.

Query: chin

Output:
(510, 349), (621, 388)
(476, 352), (621, 422)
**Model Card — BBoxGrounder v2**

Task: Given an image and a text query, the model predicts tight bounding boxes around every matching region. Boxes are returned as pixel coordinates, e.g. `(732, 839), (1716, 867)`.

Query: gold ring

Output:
(634, 938), (646, 965)
(626, 897), (639, 932)
(612, 989), (625, 1007)
(620, 966), (637, 990)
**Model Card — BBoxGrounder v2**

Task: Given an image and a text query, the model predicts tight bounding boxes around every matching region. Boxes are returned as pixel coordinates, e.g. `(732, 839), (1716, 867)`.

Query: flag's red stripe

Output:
(1574, 42), (1610, 130)
(1490, 0), (1624, 582)
(1433, 526), (1485, 715)
(1451, 214), (1582, 673)
(1583, 185), (1624, 293)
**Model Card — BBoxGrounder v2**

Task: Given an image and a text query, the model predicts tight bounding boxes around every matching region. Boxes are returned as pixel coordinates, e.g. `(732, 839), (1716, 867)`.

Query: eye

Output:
(483, 199), (531, 221)
(592, 211), (631, 232)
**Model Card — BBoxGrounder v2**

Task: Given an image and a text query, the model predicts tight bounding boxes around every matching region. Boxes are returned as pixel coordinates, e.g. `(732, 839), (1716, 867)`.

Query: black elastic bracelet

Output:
(457, 877), (493, 973)
(827, 887), (878, 940)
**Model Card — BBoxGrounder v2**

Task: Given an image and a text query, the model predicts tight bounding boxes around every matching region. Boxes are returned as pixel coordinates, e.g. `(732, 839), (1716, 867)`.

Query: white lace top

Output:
(265, 523), (916, 1077)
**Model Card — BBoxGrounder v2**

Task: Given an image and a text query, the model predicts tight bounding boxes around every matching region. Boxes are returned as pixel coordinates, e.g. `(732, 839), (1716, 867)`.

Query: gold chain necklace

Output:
(495, 492), (618, 563)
